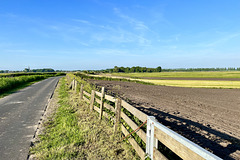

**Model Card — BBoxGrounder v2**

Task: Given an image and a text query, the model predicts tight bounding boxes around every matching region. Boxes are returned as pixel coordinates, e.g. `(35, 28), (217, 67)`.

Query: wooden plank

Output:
(121, 100), (147, 123)
(121, 112), (146, 143)
(103, 111), (113, 120)
(72, 80), (74, 89)
(79, 84), (84, 99)
(102, 111), (108, 118)
(68, 82), (72, 89)
(99, 87), (105, 120)
(83, 96), (90, 103)
(95, 91), (102, 97)
(93, 105), (100, 113)
(121, 125), (145, 160)
(103, 102), (115, 112)
(114, 98), (121, 132)
(90, 90), (95, 112)
(154, 127), (205, 160)
(83, 90), (91, 97)
(105, 94), (116, 102)
(153, 148), (168, 160)
(95, 98), (101, 105)
(74, 80), (77, 92)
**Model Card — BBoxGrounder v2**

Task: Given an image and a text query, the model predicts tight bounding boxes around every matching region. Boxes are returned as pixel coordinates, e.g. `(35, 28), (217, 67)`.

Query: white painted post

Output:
(146, 116), (156, 159)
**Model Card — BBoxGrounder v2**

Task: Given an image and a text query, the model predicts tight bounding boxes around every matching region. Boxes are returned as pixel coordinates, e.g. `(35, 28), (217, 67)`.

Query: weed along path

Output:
(0, 77), (60, 160)
(88, 79), (240, 159)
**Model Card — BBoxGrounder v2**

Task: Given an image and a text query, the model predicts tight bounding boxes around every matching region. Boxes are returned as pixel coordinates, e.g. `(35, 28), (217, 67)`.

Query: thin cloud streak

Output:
(113, 8), (149, 31)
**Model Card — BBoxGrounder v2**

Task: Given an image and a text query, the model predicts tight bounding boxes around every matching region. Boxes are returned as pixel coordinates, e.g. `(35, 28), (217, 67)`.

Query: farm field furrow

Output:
(88, 79), (240, 159)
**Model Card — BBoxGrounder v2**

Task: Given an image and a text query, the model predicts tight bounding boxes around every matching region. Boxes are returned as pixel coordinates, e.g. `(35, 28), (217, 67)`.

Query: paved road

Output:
(0, 76), (61, 160)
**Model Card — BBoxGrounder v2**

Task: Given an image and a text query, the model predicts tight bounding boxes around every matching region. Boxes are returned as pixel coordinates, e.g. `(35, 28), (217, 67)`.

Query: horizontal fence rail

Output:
(69, 79), (222, 160)
(147, 116), (222, 160)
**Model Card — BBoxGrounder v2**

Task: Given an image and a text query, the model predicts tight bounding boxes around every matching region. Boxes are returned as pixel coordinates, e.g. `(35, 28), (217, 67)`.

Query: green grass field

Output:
(111, 71), (240, 79)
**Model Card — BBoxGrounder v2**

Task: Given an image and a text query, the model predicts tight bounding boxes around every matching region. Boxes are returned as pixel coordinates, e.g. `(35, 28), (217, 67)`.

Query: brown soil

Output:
(88, 79), (240, 160)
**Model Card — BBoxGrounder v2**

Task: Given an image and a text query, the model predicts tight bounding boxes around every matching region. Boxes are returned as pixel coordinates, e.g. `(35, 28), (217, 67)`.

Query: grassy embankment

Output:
(0, 73), (65, 98)
(30, 77), (139, 159)
(110, 71), (240, 89)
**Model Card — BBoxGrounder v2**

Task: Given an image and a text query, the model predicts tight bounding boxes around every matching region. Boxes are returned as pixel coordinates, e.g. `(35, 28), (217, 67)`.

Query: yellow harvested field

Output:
(139, 79), (240, 89)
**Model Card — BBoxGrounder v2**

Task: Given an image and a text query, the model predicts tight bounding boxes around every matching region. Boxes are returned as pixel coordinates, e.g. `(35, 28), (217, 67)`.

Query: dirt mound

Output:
(88, 79), (240, 160)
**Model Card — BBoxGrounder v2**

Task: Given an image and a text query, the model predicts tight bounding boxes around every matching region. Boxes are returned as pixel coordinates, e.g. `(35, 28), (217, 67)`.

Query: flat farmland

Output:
(109, 71), (240, 89)
(111, 71), (240, 79)
(88, 75), (240, 159)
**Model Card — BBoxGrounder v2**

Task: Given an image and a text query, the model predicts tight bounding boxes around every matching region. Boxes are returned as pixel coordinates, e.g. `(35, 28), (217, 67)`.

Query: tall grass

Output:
(0, 75), (46, 94)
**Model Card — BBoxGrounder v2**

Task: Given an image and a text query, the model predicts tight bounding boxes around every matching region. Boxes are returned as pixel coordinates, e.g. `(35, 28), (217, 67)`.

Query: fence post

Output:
(74, 80), (77, 93)
(69, 80), (73, 89)
(99, 87), (105, 120)
(72, 80), (75, 90)
(114, 98), (122, 132)
(90, 90), (95, 111)
(146, 116), (156, 160)
(79, 84), (84, 100)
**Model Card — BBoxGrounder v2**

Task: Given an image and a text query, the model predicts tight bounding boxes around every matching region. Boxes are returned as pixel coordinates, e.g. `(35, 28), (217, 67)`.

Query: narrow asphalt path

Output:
(0, 76), (61, 160)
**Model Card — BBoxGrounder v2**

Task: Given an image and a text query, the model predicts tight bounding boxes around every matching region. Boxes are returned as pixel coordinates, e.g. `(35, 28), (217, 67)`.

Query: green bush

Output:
(0, 75), (46, 94)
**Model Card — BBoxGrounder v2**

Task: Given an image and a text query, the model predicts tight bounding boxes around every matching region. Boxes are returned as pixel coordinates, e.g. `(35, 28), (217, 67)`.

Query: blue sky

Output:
(0, 0), (240, 70)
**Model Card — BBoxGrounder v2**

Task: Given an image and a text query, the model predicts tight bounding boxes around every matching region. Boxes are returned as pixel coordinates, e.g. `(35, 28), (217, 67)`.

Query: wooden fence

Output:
(69, 79), (222, 160)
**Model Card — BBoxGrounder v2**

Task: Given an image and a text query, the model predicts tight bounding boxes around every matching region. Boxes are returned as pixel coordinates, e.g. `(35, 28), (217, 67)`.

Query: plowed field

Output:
(88, 79), (240, 160)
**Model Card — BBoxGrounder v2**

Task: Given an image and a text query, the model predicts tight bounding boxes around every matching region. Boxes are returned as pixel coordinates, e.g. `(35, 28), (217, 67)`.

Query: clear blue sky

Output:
(0, 0), (240, 70)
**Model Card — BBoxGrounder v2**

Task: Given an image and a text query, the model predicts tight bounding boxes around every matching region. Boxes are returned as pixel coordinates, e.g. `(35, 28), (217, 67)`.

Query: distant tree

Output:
(24, 68), (30, 72)
(156, 66), (162, 72)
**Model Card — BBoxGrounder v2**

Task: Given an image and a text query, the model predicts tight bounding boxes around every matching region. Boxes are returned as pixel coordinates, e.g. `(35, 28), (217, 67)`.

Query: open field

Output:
(88, 79), (240, 159)
(111, 71), (240, 79)
(139, 79), (240, 89)
(97, 71), (240, 89)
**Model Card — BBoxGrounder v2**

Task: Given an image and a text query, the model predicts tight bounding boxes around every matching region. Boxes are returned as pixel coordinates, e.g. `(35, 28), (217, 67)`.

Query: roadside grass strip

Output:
(140, 79), (240, 89)
(30, 78), (139, 160)
(0, 75), (46, 93)
(0, 75), (50, 98)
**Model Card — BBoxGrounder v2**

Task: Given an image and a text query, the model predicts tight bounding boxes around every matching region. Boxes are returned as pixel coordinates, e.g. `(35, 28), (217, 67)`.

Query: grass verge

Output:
(30, 77), (139, 160)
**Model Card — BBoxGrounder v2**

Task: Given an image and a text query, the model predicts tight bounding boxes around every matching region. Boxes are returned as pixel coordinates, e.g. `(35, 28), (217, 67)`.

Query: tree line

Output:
(24, 68), (55, 72)
(98, 66), (162, 73)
